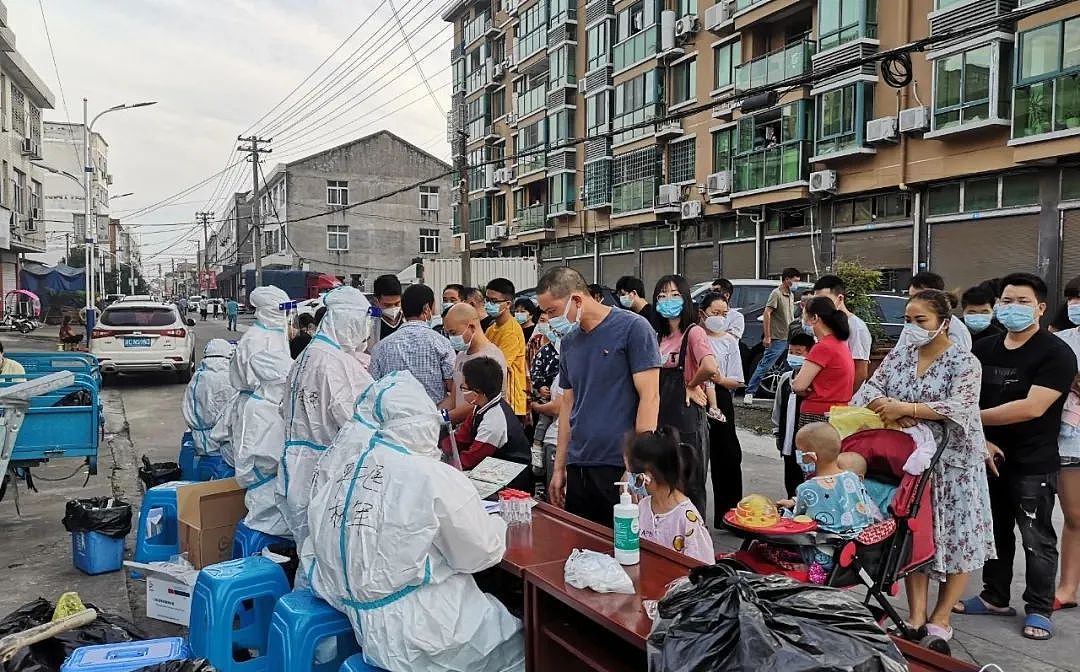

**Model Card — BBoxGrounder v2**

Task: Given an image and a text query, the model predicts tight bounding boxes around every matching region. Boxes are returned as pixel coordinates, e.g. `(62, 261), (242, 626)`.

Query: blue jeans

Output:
(227, 315), (237, 330)
(746, 338), (787, 394)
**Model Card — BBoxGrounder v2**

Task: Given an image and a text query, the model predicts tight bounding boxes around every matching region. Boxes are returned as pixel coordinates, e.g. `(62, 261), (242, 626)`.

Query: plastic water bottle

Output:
(613, 482), (639, 565)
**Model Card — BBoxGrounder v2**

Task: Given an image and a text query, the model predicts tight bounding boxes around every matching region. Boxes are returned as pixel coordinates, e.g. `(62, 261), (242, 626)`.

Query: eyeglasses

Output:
(485, 296), (510, 304)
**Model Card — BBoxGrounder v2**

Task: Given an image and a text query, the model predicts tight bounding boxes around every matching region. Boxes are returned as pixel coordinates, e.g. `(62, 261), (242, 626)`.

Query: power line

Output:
(387, 0), (445, 116)
(36, 0), (83, 177)
(121, 159), (246, 221)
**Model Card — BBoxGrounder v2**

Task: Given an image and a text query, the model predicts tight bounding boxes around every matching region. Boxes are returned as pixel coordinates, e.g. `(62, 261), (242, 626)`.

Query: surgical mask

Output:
(549, 297), (581, 338)
(628, 472), (650, 498)
(442, 302), (454, 313)
(964, 313), (993, 333)
(619, 294), (634, 309)
(704, 315), (727, 333)
(803, 322), (815, 336)
(484, 301), (502, 318)
(902, 320), (946, 347)
(995, 304), (1037, 333)
(786, 354), (805, 370)
(656, 297), (684, 319)
(795, 449), (816, 476)
(449, 332), (471, 352)
(1069, 304), (1080, 326)
(381, 306), (401, 321)
(537, 323), (556, 342)
(515, 312), (528, 324)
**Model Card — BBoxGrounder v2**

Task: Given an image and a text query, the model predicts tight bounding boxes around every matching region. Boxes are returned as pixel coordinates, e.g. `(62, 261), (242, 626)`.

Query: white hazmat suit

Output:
(302, 371), (524, 672)
(182, 339), (235, 456)
(234, 349), (292, 537)
(279, 286), (375, 550)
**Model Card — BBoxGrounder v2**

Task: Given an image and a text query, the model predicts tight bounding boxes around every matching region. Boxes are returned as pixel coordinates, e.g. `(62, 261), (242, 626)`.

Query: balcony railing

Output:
(467, 62), (491, 94)
(732, 140), (809, 193)
(516, 205), (549, 231)
(1014, 74), (1080, 139)
(516, 151), (547, 176)
(463, 12), (491, 46)
(516, 86), (547, 117)
(613, 26), (658, 71)
(734, 39), (814, 93)
(734, 0), (774, 10)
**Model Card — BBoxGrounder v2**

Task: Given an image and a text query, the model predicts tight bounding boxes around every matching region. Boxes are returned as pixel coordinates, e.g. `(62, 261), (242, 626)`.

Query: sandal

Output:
(1022, 614), (1053, 641)
(924, 623), (953, 642)
(951, 596), (1016, 616)
(1053, 598), (1078, 611)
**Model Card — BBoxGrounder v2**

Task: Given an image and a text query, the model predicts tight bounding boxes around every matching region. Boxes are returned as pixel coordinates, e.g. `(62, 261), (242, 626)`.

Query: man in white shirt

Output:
(813, 274), (872, 392)
(908, 272), (972, 351)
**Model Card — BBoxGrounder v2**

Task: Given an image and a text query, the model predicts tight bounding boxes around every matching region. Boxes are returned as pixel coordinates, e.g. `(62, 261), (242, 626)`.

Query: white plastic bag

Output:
(563, 548), (635, 594)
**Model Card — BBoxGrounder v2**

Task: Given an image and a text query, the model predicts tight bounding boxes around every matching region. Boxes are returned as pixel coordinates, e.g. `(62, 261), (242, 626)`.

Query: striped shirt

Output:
(370, 320), (456, 404)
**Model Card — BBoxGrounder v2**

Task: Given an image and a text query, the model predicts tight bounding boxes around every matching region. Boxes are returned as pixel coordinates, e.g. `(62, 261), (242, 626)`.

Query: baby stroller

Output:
(722, 426), (950, 654)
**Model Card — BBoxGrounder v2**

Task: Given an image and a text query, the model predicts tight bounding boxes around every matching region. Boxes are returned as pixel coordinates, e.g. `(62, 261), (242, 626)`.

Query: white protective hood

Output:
(278, 286), (376, 551)
(230, 285), (290, 391)
(302, 371), (524, 672)
(235, 349), (292, 537)
(182, 339), (235, 456)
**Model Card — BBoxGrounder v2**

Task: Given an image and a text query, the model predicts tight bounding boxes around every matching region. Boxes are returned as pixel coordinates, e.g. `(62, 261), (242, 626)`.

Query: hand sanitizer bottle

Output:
(613, 481), (640, 565)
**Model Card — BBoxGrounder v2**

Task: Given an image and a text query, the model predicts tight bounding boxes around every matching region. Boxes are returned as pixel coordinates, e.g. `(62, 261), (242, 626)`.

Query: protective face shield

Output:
(319, 286), (373, 353)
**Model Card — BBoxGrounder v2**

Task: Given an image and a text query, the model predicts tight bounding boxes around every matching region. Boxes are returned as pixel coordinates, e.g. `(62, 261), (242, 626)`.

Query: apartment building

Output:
(443, 0), (1080, 297)
(212, 191), (253, 298)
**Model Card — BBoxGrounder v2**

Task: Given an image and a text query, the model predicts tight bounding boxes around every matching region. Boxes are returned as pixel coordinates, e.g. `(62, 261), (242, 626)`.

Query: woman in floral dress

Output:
(852, 289), (995, 642)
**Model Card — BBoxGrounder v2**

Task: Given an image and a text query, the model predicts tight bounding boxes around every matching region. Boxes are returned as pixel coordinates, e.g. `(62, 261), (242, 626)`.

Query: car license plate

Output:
(124, 337), (151, 348)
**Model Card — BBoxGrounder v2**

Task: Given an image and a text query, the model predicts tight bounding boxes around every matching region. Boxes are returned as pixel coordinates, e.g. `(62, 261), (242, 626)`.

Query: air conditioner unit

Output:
(575, 78), (585, 90)
(674, 15), (698, 38)
(658, 183), (683, 205)
(494, 63), (505, 79)
(484, 164), (497, 190)
(485, 224), (507, 240)
(866, 116), (899, 144)
(655, 121), (683, 140)
(899, 106), (930, 133)
(707, 170), (732, 196)
(703, 0), (734, 32)
(20, 138), (33, 155)
(711, 102), (735, 119)
(505, 113), (517, 125)
(809, 169), (838, 194)
(503, 56), (514, 70)
(680, 199), (702, 219)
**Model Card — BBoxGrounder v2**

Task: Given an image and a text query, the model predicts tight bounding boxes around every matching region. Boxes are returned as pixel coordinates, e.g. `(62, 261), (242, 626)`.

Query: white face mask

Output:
(704, 315), (727, 333)
(902, 319), (947, 347)
(381, 306), (401, 321)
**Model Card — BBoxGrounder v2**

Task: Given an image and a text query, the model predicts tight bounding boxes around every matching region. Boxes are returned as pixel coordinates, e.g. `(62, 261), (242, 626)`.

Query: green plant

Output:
(835, 260), (883, 342)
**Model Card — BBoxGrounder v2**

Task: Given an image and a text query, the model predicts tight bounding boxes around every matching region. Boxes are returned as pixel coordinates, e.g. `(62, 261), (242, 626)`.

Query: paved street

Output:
(0, 318), (1076, 670)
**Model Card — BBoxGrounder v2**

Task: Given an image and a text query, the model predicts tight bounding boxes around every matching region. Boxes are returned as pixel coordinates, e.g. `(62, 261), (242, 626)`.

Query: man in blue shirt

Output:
(536, 267), (661, 525)
(370, 284), (456, 407)
(226, 298), (239, 331)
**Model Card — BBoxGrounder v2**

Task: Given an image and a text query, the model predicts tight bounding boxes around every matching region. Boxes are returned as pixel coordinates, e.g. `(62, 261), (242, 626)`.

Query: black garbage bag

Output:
(131, 661), (216, 672)
(647, 563), (907, 672)
(61, 498), (132, 539)
(138, 456), (183, 490)
(267, 542), (299, 587)
(0, 598), (145, 672)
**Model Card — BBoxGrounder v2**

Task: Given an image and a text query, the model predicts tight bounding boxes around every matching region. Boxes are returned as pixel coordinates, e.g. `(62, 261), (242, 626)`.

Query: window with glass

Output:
(549, 44), (577, 89)
(1014, 17), (1080, 138)
(818, 0), (876, 52)
(419, 228), (440, 254)
(327, 225), (349, 251)
(927, 173), (1039, 215)
(714, 39), (740, 90)
(677, 0), (697, 17)
(493, 193), (507, 222)
(549, 0), (576, 26)
(326, 180), (349, 206)
(515, 1), (548, 62)
(669, 137), (696, 183)
(587, 21), (611, 72)
(584, 159), (613, 208)
(515, 73), (547, 117)
(419, 185), (440, 211)
(469, 148), (487, 191)
(548, 108), (575, 146)
(587, 92), (609, 136)
(466, 95), (488, 139)
(671, 58), (696, 106)
(832, 192), (911, 227)
(816, 82), (872, 156)
(733, 101), (810, 192)
(614, 0), (660, 71)
(469, 196), (490, 240)
(712, 127), (733, 173)
(516, 118), (548, 173)
(491, 88), (506, 119)
(934, 44), (992, 130)
(613, 69), (662, 144)
(1064, 166), (1080, 200)
(549, 172), (576, 215)
(612, 146), (660, 214)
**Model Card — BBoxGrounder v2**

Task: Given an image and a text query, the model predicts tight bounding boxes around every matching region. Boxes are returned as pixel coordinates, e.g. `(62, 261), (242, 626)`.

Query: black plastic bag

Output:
(61, 498), (132, 539)
(53, 390), (91, 407)
(131, 661), (216, 672)
(0, 598), (145, 672)
(138, 456), (182, 490)
(647, 563), (907, 672)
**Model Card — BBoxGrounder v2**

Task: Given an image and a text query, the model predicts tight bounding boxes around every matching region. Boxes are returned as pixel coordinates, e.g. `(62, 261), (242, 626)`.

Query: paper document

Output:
(466, 457), (527, 499)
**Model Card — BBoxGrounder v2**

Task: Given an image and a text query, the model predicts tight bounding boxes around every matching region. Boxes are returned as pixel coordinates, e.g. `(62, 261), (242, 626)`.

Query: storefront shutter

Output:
(1061, 209), (1080, 287)
(682, 245), (716, 283)
(929, 215), (1039, 292)
(640, 248), (674, 294)
(565, 256), (594, 283)
(766, 235), (816, 278)
(720, 241), (755, 278)
(833, 226), (913, 271)
(600, 252), (636, 287)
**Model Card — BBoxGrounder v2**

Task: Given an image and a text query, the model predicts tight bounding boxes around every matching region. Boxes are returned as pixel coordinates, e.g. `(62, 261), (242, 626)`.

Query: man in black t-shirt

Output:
(967, 273), (1076, 640)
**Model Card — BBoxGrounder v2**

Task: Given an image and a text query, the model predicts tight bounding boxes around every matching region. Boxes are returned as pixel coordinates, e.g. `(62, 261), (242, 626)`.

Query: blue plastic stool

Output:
(267, 590), (359, 672)
(233, 521), (294, 559)
(339, 653), (388, 672)
(132, 481), (192, 568)
(61, 637), (189, 672)
(196, 453), (236, 481)
(190, 556), (290, 672)
(179, 432), (197, 481)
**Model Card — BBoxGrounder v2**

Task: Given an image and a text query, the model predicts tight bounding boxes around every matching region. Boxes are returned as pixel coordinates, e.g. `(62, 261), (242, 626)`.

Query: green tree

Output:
(835, 260), (883, 342)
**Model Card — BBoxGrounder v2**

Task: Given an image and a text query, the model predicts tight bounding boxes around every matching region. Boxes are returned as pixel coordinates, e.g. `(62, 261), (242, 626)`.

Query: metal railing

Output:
(734, 39), (814, 93)
(732, 140), (809, 193)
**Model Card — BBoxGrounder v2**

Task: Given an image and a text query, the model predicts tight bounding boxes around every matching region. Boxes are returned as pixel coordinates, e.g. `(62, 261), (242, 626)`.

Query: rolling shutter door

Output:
(565, 257), (594, 283)
(683, 245), (716, 283)
(640, 249), (674, 294)
(834, 227), (913, 271)
(0, 256), (16, 294)
(600, 252), (636, 287)
(930, 215), (1038, 292)
(540, 260), (566, 278)
(766, 236), (815, 277)
(1061, 210), (1080, 286)
(721, 241), (755, 278)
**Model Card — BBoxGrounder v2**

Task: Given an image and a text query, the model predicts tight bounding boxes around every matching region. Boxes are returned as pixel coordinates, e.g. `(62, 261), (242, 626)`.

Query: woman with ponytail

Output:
(624, 427), (715, 564)
(791, 297), (855, 427)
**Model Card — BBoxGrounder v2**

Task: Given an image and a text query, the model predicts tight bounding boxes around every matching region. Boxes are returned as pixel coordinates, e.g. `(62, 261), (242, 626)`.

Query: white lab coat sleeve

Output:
(432, 471), (507, 574)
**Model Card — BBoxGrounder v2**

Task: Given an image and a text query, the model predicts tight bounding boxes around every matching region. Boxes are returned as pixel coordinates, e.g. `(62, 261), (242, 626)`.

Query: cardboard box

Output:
(124, 561), (198, 626)
(177, 478), (247, 569)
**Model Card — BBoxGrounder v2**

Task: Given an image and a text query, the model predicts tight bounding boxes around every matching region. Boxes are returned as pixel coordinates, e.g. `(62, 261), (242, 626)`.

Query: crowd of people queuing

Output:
(183, 263), (1080, 670)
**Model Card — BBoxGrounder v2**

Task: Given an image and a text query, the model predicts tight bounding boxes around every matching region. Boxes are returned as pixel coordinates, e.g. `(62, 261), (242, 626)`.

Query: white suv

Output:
(92, 301), (197, 383)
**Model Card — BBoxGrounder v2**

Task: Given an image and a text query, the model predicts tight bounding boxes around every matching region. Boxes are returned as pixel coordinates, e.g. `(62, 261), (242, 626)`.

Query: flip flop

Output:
(1053, 598), (1078, 611)
(1022, 614), (1053, 641)
(924, 623), (954, 642)
(951, 596), (1017, 616)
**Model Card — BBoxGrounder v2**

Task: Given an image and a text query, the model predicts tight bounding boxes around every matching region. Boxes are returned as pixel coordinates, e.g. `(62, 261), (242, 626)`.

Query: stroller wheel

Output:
(919, 635), (951, 656)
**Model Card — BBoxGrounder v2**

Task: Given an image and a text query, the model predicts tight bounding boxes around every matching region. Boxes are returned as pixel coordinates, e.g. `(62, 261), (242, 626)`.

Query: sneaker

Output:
(742, 394), (755, 406)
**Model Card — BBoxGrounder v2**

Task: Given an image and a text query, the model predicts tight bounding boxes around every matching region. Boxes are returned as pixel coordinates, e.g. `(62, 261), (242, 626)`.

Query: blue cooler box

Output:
(61, 637), (190, 672)
(72, 531), (124, 575)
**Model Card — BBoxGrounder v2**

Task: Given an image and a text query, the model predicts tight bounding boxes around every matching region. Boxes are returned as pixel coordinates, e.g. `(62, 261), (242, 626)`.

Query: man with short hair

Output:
(537, 267), (661, 525)
(961, 284), (1004, 346)
(444, 303), (507, 424)
(226, 297), (239, 331)
(615, 275), (657, 327)
(813, 274), (872, 392)
(744, 267), (801, 405)
(907, 271), (972, 351)
(484, 278), (527, 418)
(443, 284), (466, 312)
(370, 284), (456, 406)
(373, 274), (404, 342)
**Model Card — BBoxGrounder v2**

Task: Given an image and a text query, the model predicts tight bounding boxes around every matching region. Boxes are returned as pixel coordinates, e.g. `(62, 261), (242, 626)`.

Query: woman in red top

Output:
(792, 296), (854, 427)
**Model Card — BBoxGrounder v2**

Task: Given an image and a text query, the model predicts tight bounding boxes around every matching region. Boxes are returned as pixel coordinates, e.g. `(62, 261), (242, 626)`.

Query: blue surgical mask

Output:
(786, 354), (805, 370)
(549, 297), (581, 338)
(619, 294), (634, 309)
(515, 312), (528, 324)
(803, 322), (815, 336)
(656, 297), (684, 319)
(442, 302), (454, 313)
(1069, 304), (1080, 326)
(794, 449), (816, 476)
(449, 332), (471, 352)
(537, 323), (556, 342)
(484, 301), (502, 318)
(995, 304), (1037, 333)
(628, 472), (650, 498)
(964, 313), (993, 333)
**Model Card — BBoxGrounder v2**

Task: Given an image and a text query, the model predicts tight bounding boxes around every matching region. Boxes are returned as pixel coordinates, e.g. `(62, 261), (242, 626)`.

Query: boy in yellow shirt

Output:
(483, 278), (527, 418)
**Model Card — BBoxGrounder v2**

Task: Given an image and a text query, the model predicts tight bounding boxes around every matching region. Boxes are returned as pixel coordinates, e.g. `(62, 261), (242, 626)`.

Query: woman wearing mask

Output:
(852, 289), (994, 644)
(653, 274), (718, 515)
(514, 298), (539, 343)
(1052, 280), (1080, 612)
(791, 297), (854, 427)
(700, 292), (746, 521)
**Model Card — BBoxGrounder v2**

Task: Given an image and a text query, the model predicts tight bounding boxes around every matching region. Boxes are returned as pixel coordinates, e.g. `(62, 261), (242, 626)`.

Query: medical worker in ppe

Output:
(234, 349), (292, 537)
(303, 371), (523, 672)
(279, 286), (375, 551)
(182, 339), (235, 456)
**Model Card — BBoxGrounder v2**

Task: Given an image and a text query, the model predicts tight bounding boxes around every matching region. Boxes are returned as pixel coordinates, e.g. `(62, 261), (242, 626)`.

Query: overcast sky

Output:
(8, 0), (453, 268)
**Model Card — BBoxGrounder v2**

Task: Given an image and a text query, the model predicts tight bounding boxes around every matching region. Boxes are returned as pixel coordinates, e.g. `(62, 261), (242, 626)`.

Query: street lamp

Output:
(83, 99), (156, 342)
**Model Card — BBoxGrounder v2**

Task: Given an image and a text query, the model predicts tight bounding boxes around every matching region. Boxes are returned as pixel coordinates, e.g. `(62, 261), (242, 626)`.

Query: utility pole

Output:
(238, 135), (271, 288)
(65, 233), (70, 260)
(454, 127), (470, 286)
(196, 211), (212, 295)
